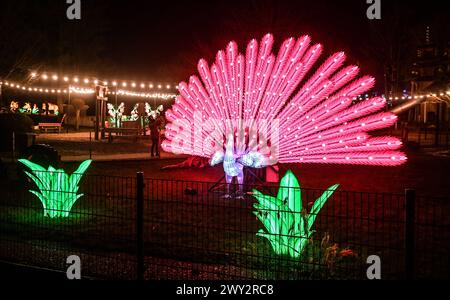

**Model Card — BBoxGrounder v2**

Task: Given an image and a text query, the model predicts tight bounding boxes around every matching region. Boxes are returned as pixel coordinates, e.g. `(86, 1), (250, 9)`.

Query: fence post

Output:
(89, 131), (92, 159)
(12, 131), (15, 161)
(405, 189), (416, 280)
(418, 127), (421, 145)
(446, 126), (449, 149)
(136, 172), (145, 280)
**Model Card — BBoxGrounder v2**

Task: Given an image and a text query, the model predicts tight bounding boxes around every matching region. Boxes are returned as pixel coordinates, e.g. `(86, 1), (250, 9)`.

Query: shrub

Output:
(0, 113), (34, 151)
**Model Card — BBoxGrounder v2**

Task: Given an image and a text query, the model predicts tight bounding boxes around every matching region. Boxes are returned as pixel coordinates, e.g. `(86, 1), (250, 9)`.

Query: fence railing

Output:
(397, 124), (450, 148)
(0, 171), (449, 279)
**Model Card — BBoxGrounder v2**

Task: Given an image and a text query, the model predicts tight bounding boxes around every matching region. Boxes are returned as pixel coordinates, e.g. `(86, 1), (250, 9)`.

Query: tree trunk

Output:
(76, 109), (81, 131)
(435, 103), (441, 147)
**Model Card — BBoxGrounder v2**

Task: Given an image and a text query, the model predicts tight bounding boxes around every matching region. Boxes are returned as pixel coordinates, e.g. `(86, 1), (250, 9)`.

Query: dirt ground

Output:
(1, 136), (450, 279)
(70, 149), (450, 198)
(33, 130), (450, 197)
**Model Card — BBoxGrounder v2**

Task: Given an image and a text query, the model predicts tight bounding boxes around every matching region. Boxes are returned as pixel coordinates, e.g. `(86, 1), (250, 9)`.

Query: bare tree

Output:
(69, 98), (89, 131)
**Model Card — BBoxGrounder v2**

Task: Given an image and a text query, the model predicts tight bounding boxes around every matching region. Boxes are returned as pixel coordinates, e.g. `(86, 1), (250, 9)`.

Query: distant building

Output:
(406, 26), (450, 125)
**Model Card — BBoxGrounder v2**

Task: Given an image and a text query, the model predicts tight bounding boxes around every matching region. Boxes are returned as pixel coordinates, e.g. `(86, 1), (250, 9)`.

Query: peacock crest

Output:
(162, 34), (406, 179)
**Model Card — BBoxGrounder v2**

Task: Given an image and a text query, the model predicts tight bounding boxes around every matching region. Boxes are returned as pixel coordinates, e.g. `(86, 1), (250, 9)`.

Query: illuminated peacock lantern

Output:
(162, 34), (407, 185)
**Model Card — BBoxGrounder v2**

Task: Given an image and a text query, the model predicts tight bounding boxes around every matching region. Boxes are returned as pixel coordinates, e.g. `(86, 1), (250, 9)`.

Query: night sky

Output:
(0, 0), (449, 91)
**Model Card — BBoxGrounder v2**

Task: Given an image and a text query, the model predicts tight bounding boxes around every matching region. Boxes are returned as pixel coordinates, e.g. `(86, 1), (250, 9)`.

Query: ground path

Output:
(31, 130), (450, 197)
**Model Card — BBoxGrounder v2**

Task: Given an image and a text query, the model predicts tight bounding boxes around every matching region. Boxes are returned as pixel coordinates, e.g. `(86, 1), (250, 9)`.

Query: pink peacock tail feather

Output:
(162, 33), (407, 172)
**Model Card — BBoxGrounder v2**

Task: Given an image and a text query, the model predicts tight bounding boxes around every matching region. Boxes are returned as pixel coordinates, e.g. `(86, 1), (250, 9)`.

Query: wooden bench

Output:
(105, 127), (141, 143)
(38, 114), (66, 133)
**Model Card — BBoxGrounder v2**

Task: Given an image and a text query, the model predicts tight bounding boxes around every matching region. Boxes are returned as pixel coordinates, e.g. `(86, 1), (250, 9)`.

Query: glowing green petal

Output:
(23, 171), (47, 192)
(69, 160), (92, 192)
(18, 159), (47, 173)
(307, 184), (339, 232)
(277, 170), (302, 212)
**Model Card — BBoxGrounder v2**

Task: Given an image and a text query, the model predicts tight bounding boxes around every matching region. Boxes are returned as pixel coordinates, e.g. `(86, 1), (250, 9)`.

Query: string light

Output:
(350, 91), (450, 102)
(1, 80), (176, 99)
(114, 89), (176, 100)
(387, 92), (450, 101)
(1, 80), (92, 95)
(69, 86), (95, 94)
(30, 71), (177, 91)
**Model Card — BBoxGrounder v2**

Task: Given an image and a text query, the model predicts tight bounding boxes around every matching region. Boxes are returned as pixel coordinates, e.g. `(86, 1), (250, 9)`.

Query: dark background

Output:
(0, 0), (449, 92)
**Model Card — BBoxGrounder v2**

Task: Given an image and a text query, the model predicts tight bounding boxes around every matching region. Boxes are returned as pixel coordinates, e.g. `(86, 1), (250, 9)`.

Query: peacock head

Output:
(225, 134), (236, 157)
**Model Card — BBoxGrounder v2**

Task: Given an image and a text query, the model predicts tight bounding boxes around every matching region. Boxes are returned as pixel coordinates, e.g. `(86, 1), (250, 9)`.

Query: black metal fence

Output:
(0, 171), (449, 280)
(398, 124), (450, 148)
